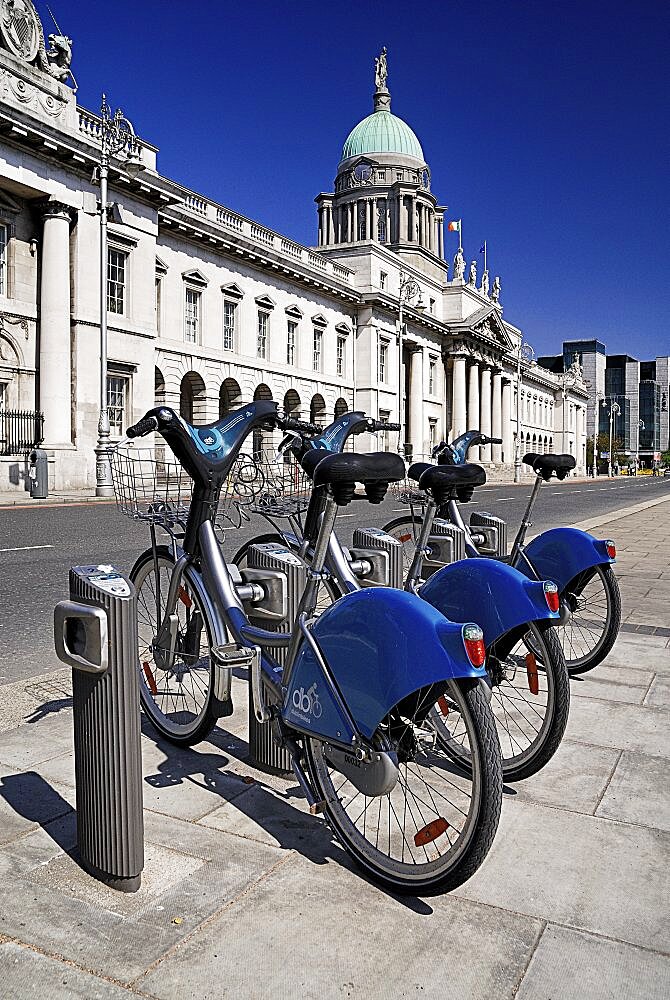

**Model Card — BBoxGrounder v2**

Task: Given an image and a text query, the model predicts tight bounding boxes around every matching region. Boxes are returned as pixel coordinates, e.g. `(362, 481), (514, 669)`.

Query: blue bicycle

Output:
(234, 412), (570, 783)
(113, 403), (503, 894)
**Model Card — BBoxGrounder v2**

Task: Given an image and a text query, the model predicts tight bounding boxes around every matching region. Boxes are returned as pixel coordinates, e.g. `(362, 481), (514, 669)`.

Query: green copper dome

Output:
(340, 110), (424, 164)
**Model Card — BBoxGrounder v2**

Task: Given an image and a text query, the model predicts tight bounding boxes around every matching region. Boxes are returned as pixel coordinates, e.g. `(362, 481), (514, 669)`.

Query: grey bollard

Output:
(54, 565), (144, 892)
(29, 448), (48, 499)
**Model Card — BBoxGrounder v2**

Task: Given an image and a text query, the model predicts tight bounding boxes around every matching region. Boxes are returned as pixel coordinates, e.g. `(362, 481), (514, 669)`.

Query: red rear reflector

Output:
(437, 696), (450, 717)
(414, 817), (449, 847)
(544, 581), (560, 612)
(178, 586), (192, 608)
(462, 624), (486, 667)
(398, 533), (412, 543)
(606, 540), (616, 559)
(526, 653), (539, 695)
(143, 661), (158, 695)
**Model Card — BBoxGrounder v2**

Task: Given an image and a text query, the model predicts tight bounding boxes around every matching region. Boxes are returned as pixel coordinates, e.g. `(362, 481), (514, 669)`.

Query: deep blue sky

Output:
(40, 0), (668, 359)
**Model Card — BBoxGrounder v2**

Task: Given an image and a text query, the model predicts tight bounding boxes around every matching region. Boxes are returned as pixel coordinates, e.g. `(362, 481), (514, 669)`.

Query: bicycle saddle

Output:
(408, 462), (487, 504)
(302, 450), (405, 505)
(523, 453), (576, 482)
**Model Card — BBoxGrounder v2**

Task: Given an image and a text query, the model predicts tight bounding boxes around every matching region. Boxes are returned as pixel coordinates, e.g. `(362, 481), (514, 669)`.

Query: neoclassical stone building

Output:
(0, 6), (587, 491)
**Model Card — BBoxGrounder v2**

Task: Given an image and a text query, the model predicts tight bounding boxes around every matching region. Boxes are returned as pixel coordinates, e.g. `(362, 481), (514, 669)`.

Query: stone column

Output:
(409, 347), (424, 457)
(40, 201), (73, 447)
(452, 354), (467, 438)
(480, 365), (492, 461)
(438, 217), (444, 259)
(575, 405), (583, 471)
(366, 198), (372, 240)
(492, 370), (503, 463)
(317, 205), (324, 246)
(467, 363), (480, 460)
(502, 378), (513, 464)
(326, 205), (333, 244)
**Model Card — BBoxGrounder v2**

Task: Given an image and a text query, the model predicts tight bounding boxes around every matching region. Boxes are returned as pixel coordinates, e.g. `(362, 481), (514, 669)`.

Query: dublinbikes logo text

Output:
(290, 683), (322, 725)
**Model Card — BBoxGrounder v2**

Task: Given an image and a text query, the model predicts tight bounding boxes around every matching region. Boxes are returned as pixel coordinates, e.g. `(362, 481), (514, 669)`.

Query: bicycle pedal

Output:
(211, 643), (256, 668)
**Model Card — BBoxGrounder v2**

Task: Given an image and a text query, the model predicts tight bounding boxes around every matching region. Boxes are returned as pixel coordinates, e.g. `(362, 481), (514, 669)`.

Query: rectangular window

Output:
(379, 339), (388, 383)
(336, 335), (346, 377)
(184, 288), (200, 343)
(107, 248), (127, 315)
(429, 418), (437, 451)
(0, 224), (7, 296)
(429, 358), (437, 395)
(378, 202), (387, 243)
(396, 171), (403, 182)
(380, 271), (388, 290)
(287, 321), (297, 366)
(379, 409), (391, 451)
(378, 170), (386, 181)
(223, 300), (236, 351)
(107, 375), (128, 437)
(257, 310), (268, 358)
(313, 327), (323, 372)
(155, 278), (162, 335)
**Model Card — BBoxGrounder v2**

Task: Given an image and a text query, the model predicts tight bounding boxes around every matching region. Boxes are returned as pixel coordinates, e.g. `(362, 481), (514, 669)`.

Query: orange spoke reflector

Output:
(178, 586), (192, 608)
(398, 533), (412, 543)
(526, 652), (539, 695)
(414, 817), (449, 847)
(143, 661), (158, 695)
(437, 696), (450, 717)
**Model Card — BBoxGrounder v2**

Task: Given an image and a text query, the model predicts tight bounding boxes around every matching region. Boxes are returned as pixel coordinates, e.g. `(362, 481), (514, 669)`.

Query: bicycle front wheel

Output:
(557, 564), (621, 675)
(305, 679), (502, 895)
(382, 515), (424, 578)
(132, 546), (218, 746)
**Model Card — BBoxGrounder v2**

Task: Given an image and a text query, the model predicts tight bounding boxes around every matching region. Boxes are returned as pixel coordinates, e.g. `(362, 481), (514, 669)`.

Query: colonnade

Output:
(452, 354), (514, 464)
(318, 194), (444, 254)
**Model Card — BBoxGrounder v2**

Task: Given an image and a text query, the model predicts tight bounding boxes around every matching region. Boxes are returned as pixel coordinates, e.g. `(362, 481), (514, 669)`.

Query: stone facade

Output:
(0, 16), (588, 491)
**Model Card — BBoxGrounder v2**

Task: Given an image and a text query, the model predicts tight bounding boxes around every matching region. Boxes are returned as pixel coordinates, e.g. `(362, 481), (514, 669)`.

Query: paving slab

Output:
(138, 850), (543, 1000)
(644, 674), (670, 709)
(516, 924), (670, 1000)
(0, 941), (134, 1000)
(595, 751), (670, 832)
(568, 674), (648, 704)
(0, 712), (73, 769)
(456, 799), (670, 952)
(509, 740), (620, 815)
(565, 695), (670, 757)
(0, 765), (75, 847)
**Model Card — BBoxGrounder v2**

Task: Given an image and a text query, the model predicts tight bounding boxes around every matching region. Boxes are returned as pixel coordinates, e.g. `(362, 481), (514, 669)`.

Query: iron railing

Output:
(0, 409), (45, 456)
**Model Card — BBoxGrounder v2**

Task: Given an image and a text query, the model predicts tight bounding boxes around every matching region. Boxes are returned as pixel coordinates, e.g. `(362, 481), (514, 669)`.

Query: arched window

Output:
(154, 367), (165, 408)
(283, 389), (301, 418)
(180, 372), (206, 423)
(334, 397), (348, 418)
(252, 384), (273, 457)
(253, 383), (273, 402)
(219, 378), (242, 418)
(310, 393), (326, 427)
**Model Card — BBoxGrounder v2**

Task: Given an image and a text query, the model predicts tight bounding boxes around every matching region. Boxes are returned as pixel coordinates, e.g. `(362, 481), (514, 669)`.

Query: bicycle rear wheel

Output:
(557, 564), (621, 675)
(305, 679), (502, 895)
(431, 623), (570, 782)
(131, 546), (218, 746)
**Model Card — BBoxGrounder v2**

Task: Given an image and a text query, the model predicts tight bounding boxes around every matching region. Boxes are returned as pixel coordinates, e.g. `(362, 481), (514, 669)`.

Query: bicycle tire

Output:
(131, 546), (218, 746)
(382, 515), (424, 578)
(557, 564), (621, 675)
(383, 516), (570, 781)
(305, 678), (502, 895)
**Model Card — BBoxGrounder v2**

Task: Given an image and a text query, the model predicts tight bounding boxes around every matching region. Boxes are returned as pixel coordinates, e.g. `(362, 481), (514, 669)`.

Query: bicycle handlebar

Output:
(277, 416), (321, 435)
(368, 419), (401, 433)
(126, 415), (159, 438)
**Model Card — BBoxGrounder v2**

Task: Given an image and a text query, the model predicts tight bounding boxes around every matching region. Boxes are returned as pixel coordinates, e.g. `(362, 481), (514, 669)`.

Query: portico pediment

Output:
(449, 305), (513, 350)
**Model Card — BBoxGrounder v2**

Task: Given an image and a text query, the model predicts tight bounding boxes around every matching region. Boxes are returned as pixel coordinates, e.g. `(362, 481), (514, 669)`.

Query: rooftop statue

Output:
(40, 32), (72, 82)
(467, 260), (477, 286)
(491, 275), (501, 303)
(453, 247), (465, 281)
(481, 269), (490, 298)
(375, 46), (387, 90)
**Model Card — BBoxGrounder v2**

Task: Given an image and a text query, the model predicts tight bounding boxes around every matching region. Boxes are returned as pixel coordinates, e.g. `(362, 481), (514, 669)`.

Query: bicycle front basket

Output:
(111, 443), (193, 525)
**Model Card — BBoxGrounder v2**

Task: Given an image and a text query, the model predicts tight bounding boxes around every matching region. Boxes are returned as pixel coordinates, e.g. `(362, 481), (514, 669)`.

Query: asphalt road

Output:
(1, 475), (668, 687)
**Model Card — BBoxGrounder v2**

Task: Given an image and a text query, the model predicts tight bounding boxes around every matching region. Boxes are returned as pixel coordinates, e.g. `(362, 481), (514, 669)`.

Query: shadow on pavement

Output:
(0, 770), (76, 854)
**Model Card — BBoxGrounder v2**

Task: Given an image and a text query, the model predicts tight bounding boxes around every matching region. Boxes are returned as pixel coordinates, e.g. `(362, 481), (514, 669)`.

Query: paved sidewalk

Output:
(0, 500), (669, 998)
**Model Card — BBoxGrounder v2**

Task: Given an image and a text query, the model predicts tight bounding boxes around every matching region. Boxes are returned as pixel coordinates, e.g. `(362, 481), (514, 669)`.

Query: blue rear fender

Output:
(419, 558), (559, 648)
(517, 528), (613, 593)
(283, 587), (485, 742)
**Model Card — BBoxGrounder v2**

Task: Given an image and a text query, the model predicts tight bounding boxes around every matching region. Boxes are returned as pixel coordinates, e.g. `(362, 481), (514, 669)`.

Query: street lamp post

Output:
(600, 397), (621, 478)
(94, 93), (145, 496)
(560, 367), (578, 460)
(514, 340), (535, 483)
(396, 269), (425, 456)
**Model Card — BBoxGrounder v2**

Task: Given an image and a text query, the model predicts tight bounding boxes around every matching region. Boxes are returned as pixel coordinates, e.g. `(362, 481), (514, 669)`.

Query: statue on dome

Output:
(480, 269), (490, 298)
(453, 247), (465, 281)
(467, 260), (477, 286)
(491, 276), (501, 303)
(375, 47), (388, 89)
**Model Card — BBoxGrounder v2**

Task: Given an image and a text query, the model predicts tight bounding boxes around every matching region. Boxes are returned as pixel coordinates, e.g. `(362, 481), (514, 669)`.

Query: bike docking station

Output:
(54, 565), (144, 893)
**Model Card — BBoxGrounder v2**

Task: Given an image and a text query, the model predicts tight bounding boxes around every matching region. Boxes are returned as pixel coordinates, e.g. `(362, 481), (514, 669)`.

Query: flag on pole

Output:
(479, 244), (486, 254)
(447, 220), (461, 232)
